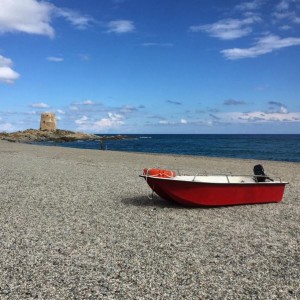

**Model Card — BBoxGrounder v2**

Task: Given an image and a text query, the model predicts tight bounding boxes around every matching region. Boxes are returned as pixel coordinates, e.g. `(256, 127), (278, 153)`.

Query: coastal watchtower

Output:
(40, 112), (57, 131)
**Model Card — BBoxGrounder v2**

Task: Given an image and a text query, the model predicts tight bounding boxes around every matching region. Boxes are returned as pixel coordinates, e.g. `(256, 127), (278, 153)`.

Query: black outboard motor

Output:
(253, 164), (273, 182)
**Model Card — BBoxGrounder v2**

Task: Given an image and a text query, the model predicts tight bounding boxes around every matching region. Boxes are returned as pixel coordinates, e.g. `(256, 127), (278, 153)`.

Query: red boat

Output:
(140, 168), (288, 207)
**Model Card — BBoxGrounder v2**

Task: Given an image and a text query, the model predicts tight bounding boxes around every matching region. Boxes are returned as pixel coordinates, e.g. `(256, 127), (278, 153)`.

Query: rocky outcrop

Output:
(0, 129), (127, 143)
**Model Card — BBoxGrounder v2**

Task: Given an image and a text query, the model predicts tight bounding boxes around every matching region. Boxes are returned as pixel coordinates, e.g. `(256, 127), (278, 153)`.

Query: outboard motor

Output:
(253, 164), (273, 182)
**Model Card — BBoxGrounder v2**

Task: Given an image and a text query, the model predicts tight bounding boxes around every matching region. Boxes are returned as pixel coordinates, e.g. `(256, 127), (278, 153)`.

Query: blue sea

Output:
(37, 134), (300, 163)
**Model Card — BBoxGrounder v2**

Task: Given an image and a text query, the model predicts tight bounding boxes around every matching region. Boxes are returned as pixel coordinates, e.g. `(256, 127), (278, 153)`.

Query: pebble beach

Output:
(0, 140), (299, 300)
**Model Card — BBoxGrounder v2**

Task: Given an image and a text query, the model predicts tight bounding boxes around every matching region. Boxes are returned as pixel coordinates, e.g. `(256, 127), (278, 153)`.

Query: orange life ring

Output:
(143, 168), (176, 178)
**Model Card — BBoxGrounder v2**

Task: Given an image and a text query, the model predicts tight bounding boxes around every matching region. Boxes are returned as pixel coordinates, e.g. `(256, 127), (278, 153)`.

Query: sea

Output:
(37, 134), (300, 163)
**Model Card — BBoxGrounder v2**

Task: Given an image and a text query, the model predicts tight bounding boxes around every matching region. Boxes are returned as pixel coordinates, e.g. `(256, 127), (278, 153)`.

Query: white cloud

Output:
(158, 119), (189, 125)
(75, 115), (89, 125)
(221, 34), (300, 59)
(75, 112), (125, 132)
(279, 106), (288, 114)
(235, 1), (262, 11)
(225, 111), (300, 123)
(268, 101), (288, 114)
(54, 7), (93, 30)
(142, 43), (173, 47)
(0, 0), (93, 38)
(272, 0), (300, 24)
(70, 105), (79, 111)
(120, 105), (138, 113)
(0, 55), (20, 84)
(82, 100), (95, 105)
(190, 17), (260, 40)
(30, 102), (49, 108)
(280, 25), (292, 30)
(57, 109), (65, 114)
(47, 56), (64, 62)
(212, 105), (300, 123)
(78, 54), (90, 61)
(95, 113), (124, 128)
(72, 100), (97, 106)
(107, 20), (135, 33)
(294, 16), (300, 23)
(0, 117), (13, 131)
(159, 120), (169, 125)
(276, 0), (290, 11)
(273, 11), (295, 20)
(0, 0), (55, 37)
(28, 110), (38, 115)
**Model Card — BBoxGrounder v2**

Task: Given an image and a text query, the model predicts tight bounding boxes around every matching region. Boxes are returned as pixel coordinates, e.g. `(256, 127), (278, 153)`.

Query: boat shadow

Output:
(121, 195), (210, 209)
(122, 195), (185, 209)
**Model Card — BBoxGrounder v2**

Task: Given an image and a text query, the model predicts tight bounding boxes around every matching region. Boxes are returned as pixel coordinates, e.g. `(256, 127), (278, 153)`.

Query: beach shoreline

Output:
(14, 133), (300, 163)
(0, 140), (299, 299)
(12, 138), (300, 165)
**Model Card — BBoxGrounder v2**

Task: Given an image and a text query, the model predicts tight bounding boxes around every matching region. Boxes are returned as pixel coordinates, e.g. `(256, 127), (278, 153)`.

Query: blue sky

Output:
(1, 0), (300, 134)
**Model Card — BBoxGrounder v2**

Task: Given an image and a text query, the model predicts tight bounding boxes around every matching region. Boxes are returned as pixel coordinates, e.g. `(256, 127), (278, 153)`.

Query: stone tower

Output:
(40, 112), (57, 131)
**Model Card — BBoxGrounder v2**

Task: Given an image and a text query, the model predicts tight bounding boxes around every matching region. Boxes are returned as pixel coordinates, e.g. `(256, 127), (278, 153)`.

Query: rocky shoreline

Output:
(0, 129), (127, 143)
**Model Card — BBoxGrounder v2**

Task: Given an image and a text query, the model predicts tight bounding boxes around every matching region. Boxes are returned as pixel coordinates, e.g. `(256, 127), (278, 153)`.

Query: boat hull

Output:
(143, 176), (287, 206)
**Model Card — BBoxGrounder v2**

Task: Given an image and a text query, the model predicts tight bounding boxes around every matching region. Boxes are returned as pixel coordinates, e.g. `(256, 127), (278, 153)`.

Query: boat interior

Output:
(142, 167), (286, 184)
(157, 175), (284, 184)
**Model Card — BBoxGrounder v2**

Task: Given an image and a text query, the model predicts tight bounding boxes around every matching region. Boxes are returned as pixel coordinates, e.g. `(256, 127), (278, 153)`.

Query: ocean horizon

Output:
(36, 134), (300, 163)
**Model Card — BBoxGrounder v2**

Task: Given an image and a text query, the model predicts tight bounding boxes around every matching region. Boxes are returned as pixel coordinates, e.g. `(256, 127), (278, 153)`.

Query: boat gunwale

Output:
(139, 175), (289, 185)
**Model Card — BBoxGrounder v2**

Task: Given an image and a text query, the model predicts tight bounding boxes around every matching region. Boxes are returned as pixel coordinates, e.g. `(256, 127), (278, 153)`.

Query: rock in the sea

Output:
(0, 129), (99, 143)
(0, 129), (129, 144)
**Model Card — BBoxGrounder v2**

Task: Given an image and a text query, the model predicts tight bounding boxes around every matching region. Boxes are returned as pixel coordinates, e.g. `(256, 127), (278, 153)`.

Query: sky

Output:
(0, 0), (300, 134)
